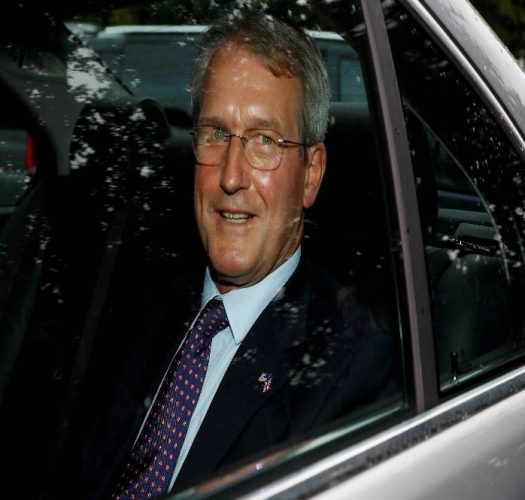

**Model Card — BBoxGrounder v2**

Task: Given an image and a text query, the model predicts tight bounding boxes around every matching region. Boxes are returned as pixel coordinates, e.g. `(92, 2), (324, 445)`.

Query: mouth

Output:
(219, 211), (254, 224)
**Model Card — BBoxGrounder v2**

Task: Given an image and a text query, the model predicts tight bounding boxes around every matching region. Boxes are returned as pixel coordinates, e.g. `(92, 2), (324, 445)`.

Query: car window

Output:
(385, 1), (525, 393)
(0, 3), (417, 498)
(83, 0), (409, 457)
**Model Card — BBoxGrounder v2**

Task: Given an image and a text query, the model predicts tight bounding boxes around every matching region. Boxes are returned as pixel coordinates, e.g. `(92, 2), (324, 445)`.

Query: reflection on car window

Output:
(0, 3), (413, 498)
(73, 7), (407, 494)
(65, 2), (406, 496)
(87, 27), (368, 120)
(339, 57), (365, 102)
(0, 92), (35, 224)
(90, 29), (202, 121)
(386, 2), (525, 392)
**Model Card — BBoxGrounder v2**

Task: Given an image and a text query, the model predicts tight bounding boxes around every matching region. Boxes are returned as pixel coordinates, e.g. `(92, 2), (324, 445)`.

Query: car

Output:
(0, 0), (524, 498)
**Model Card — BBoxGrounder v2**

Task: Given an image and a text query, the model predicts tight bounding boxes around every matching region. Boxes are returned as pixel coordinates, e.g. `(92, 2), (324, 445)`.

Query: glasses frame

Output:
(190, 127), (308, 171)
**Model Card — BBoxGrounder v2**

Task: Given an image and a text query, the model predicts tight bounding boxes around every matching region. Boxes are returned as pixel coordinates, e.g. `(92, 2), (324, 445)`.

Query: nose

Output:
(220, 135), (250, 194)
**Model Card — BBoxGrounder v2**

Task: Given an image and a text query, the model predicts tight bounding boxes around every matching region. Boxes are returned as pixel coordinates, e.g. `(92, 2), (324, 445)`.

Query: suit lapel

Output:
(176, 264), (312, 488)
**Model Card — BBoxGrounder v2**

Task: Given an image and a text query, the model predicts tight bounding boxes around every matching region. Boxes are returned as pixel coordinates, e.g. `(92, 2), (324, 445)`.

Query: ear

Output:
(303, 142), (327, 209)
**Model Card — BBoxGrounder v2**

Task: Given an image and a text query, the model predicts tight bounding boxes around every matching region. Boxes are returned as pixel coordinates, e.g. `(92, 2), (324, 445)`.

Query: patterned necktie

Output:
(112, 297), (229, 499)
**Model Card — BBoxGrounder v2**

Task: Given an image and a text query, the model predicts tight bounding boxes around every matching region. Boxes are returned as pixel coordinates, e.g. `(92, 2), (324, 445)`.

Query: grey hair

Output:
(190, 11), (330, 146)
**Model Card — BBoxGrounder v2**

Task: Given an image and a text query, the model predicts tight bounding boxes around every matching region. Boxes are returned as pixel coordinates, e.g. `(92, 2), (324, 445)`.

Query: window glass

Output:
(84, 0), (407, 453)
(314, 37), (367, 103)
(0, 94), (35, 225)
(90, 31), (201, 122)
(385, 2), (525, 392)
(88, 29), (368, 112)
(1, 2), (410, 498)
(339, 57), (366, 102)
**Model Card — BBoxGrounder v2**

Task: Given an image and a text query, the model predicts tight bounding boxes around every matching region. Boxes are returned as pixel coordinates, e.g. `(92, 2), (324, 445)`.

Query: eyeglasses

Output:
(190, 126), (307, 171)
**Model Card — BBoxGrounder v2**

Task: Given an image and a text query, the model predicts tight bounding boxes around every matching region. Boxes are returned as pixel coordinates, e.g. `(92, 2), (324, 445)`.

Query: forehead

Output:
(200, 43), (303, 133)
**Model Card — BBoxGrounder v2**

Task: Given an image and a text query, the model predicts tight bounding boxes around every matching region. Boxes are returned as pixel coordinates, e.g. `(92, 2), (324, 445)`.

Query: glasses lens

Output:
(193, 126), (228, 165)
(245, 131), (282, 170)
(192, 127), (285, 170)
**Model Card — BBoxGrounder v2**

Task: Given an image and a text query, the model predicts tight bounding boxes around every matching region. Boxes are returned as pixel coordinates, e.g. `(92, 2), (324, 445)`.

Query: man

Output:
(56, 11), (393, 500)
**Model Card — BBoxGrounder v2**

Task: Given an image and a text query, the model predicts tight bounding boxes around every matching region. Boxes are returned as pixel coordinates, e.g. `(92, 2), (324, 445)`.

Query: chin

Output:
(210, 255), (253, 281)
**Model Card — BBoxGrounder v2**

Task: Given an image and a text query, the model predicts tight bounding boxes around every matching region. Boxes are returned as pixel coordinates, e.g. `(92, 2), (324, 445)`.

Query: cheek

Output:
(255, 170), (305, 225)
(251, 170), (272, 193)
(194, 168), (215, 207)
(194, 169), (214, 239)
(254, 166), (304, 200)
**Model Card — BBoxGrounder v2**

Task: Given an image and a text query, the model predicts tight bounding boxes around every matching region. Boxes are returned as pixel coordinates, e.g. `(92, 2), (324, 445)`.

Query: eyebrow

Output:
(197, 116), (284, 133)
(197, 116), (226, 129)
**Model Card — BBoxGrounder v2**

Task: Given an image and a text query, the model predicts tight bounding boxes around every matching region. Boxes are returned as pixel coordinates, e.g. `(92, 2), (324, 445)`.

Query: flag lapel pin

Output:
(258, 372), (272, 393)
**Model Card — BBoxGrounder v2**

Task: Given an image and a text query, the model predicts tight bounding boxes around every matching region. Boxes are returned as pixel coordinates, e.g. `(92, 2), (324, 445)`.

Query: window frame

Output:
(359, 0), (438, 413)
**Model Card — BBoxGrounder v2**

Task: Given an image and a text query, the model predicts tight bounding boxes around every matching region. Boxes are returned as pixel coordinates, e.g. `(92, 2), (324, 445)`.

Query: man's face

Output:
(194, 43), (325, 293)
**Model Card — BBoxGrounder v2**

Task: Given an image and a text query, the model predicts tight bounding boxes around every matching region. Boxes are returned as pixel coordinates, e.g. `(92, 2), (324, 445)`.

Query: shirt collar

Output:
(201, 247), (301, 345)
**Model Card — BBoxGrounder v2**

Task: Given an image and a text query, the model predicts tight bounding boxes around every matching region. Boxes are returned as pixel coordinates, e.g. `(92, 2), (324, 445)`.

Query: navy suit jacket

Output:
(53, 259), (394, 498)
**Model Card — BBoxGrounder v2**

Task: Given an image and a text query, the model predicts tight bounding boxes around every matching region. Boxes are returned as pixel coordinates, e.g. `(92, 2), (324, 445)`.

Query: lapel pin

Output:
(258, 372), (272, 393)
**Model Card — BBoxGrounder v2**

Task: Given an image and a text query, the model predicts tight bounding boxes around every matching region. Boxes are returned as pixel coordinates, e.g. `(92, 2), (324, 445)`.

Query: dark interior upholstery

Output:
(304, 103), (390, 298)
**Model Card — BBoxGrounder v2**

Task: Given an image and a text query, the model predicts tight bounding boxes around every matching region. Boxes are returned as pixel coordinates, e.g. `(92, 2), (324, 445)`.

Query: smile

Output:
(220, 211), (254, 223)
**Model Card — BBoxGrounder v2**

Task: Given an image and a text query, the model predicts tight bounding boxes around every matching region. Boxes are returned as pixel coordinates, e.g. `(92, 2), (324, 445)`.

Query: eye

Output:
(211, 127), (226, 141)
(256, 133), (276, 146)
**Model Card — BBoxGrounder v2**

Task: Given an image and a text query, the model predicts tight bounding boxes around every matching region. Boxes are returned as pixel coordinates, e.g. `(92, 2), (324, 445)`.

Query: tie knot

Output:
(198, 297), (229, 339)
